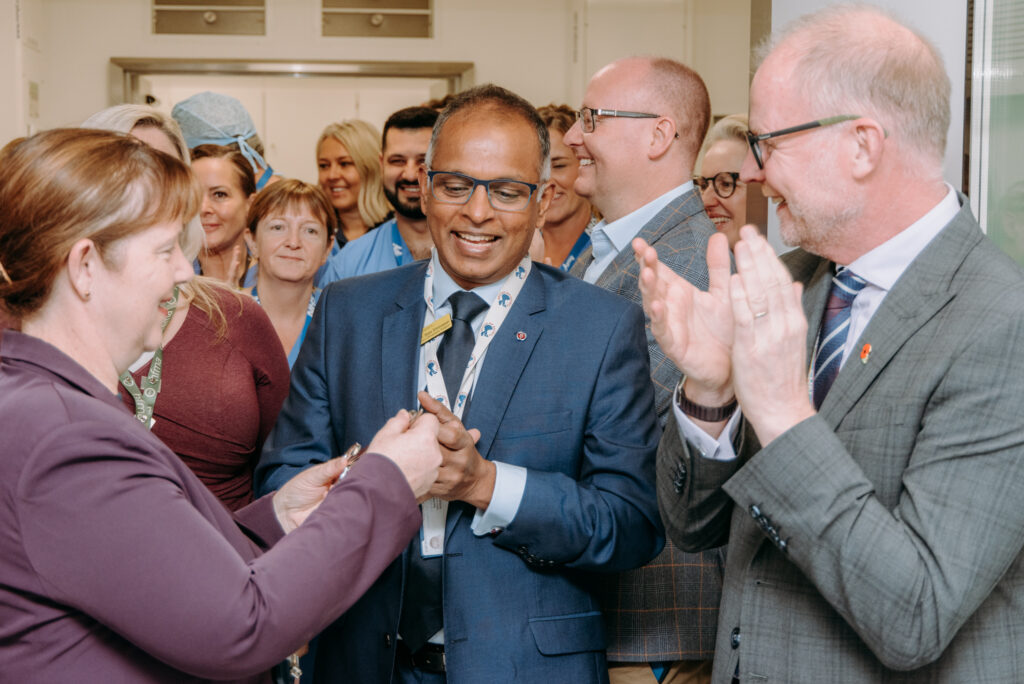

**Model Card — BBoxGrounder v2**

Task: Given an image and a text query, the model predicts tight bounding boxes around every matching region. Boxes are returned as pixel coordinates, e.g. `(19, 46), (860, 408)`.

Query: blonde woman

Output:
(316, 119), (390, 247)
(694, 114), (749, 249)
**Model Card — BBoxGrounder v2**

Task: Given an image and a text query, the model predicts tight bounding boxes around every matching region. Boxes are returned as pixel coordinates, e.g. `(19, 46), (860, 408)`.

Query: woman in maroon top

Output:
(0, 129), (440, 682)
(80, 106), (291, 511)
(120, 281), (289, 510)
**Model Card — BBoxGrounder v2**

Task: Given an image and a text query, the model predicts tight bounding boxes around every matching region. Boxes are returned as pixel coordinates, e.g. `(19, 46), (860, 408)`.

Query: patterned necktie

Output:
(437, 290), (488, 408)
(812, 268), (868, 409)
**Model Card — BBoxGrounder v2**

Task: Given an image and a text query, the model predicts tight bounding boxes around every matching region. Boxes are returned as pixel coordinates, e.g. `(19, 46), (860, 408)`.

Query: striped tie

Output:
(812, 268), (867, 409)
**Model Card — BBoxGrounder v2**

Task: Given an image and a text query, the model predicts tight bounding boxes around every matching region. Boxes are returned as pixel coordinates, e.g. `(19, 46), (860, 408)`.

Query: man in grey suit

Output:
(638, 5), (1024, 683)
(565, 56), (722, 684)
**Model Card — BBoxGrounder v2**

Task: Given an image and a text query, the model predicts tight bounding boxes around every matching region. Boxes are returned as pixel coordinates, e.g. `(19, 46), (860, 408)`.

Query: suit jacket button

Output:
(730, 627), (741, 649)
(383, 633), (393, 648)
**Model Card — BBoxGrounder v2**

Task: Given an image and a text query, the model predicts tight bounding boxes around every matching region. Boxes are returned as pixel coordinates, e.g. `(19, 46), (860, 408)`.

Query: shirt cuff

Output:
(471, 461), (526, 536)
(673, 401), (743, 461)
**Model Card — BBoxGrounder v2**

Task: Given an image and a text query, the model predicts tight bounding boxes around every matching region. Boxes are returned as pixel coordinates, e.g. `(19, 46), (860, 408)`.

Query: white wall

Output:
(33, 0), (575, 131)
(692, 0), (751, 117)
(4, 0), (753, 140)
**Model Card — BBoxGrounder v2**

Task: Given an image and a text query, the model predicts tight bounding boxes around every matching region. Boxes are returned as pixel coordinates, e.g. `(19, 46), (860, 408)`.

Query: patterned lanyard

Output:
(420, 255), (531, 419)
(416, 255), (531, 558)
(120, 287), (179, 430)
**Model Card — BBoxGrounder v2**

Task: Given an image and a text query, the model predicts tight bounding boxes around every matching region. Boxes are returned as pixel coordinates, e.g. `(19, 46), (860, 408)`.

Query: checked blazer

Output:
(572, 187), (725, 662)
(659, 198), (1024, 683)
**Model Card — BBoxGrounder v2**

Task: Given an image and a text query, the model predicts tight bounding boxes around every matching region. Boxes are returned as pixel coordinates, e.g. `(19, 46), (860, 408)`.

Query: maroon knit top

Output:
(121, 288), (290, 510)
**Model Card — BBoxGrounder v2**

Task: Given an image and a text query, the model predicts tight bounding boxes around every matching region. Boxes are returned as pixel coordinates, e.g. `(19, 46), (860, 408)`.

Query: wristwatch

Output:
(673, 376), (737, 422)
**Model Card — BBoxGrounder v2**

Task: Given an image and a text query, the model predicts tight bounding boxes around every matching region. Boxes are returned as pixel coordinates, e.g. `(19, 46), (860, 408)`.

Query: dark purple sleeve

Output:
(16, 422), (419, 681)
(232, 492), (287, 549)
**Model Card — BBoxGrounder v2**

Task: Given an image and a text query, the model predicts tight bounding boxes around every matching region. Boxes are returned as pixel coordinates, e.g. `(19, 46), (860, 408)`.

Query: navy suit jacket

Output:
(256, 261), (664, 683)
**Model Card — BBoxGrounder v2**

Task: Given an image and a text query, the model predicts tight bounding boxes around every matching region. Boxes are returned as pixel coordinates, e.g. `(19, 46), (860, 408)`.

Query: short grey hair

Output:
(426, 84), (551, 182)
(758, 3), (950, 164)
(81, 105), (191, 163)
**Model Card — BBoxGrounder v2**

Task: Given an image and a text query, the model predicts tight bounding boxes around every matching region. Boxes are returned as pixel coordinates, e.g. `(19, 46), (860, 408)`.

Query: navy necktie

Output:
(437, 290), (487, 408)
(812, 268), (867, 409)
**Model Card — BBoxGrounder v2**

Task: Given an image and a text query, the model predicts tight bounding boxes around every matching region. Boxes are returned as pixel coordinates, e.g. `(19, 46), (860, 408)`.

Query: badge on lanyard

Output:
(416, 254), (532, 558)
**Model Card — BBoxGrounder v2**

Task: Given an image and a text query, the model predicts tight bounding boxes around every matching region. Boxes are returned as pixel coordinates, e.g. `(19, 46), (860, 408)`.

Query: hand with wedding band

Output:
(728, 225), (815, 445)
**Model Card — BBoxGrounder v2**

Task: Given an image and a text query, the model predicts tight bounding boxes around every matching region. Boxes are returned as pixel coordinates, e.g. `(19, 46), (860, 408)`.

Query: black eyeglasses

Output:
(693, 172), (741, 199)
(426, 170), (541, 212)
(576, 107), (660, 133)
(745, 115), (860, 169)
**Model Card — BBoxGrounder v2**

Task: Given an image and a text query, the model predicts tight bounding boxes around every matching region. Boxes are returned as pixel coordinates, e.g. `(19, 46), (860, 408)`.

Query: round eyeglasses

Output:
(426, 170), (541, 212)
(693, 172), (741, 199)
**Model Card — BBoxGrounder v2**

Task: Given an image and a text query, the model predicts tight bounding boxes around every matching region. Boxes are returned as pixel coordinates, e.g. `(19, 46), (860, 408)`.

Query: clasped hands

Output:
(634, 225), (815, 445)
(273, 408), (443, 533)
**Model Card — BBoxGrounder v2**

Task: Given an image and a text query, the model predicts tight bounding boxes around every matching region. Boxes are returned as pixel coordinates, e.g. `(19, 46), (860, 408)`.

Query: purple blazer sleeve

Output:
(16, 417), (420, 681)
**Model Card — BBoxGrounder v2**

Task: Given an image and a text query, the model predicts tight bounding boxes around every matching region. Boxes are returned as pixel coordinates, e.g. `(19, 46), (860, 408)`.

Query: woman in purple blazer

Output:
(0, 129), (440, 683)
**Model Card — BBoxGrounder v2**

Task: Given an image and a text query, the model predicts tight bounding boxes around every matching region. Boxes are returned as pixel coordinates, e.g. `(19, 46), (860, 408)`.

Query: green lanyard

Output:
(120, 286), (179, 429)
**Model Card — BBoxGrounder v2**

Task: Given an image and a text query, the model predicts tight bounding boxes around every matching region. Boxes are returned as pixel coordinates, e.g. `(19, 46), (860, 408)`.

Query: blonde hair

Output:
(698, 114), (749, 161)
(316, 120), (390, 227)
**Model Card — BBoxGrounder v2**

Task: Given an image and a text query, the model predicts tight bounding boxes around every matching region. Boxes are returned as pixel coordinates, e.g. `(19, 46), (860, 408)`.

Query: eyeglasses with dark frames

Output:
(576, 107), (660, 133)
(426, 170), (541, 212)
(745, 115), (860, 169)
(693, 171), (742, 200)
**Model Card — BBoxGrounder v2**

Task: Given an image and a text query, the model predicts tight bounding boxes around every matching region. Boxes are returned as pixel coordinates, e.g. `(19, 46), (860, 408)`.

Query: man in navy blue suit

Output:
(256, 84), (663, 684)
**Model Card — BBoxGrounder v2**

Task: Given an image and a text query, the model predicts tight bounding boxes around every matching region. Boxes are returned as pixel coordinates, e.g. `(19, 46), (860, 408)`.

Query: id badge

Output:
(420, 497), (447, 558)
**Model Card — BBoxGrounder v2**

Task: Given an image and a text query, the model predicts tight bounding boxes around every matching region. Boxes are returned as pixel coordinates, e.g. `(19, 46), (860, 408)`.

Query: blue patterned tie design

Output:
(812, 268), (867, 409)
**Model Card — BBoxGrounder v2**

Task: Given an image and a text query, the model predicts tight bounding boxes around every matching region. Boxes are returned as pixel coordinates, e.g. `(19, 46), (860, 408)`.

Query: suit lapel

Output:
(381, 264), (429, 417)
(817, 204), (981, 424)
(569, 244), (594, 278)
(594, 188), (707, 292)
(444, 268), (547, 537)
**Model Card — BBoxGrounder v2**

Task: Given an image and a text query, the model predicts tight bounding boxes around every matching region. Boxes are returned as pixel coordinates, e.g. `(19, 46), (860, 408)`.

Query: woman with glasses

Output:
(694, 114), (749, 249)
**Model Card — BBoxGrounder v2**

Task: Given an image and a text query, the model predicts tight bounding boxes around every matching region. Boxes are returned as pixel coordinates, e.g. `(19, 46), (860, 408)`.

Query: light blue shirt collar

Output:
(584, 181), (694, 283)
(428, 250), (509, 324)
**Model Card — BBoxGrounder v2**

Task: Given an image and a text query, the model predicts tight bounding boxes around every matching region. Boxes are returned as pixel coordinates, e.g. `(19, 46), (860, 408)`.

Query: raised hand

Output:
(728, 225), (814, 444)
(634, 233), (735, 406)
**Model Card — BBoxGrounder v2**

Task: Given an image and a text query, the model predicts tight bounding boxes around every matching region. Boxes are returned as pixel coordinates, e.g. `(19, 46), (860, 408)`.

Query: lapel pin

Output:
(860, 343), (872, 364)
(516, 331), (527, 341)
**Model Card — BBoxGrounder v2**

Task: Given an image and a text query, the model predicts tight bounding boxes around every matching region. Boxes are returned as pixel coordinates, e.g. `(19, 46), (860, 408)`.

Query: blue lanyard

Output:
(560, 230), (592, 272)
(392, 221), (415, 266)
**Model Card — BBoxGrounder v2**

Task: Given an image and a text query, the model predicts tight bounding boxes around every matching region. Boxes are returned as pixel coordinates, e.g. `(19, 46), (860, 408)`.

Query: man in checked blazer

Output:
(640, 5), (1024, 683)
(565, 56), (723, 683)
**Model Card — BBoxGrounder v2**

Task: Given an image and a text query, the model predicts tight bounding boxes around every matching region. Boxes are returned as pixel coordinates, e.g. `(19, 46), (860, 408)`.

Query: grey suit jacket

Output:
(659, 199), (1024, 683)
(573, 187), (726, 661)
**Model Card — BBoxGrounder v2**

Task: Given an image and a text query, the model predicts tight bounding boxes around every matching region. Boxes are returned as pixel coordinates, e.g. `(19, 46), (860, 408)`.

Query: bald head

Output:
(760, 4), (950, 168)
(597, 57), (711, 162)
(566, 57), (710, 219)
